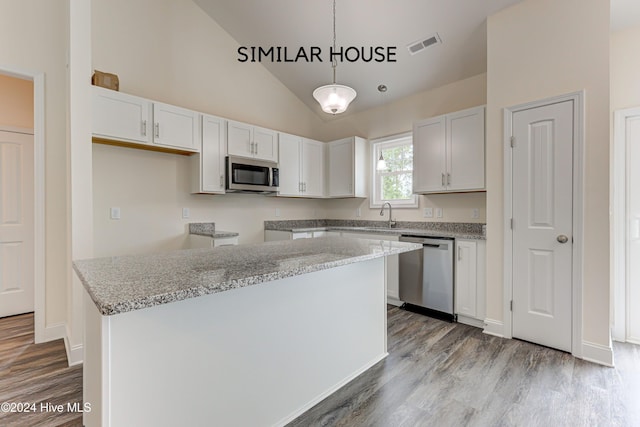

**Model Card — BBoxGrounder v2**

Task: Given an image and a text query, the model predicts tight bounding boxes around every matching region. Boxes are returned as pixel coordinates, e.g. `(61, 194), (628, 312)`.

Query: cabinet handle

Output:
(447, 173), (451, 186)
(298, 182), (301, 192)
(441, 173), (445, 187)
(254, 142), (258, 154)
(220, 175), (224, 188)
(458, 246), (462, 261)
(154, 123), (160, 138)
(304, 182), (307, 192)
(141, 120), (147, 136)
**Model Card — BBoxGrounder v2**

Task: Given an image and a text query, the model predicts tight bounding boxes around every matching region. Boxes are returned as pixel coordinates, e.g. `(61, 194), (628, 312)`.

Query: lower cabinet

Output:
(188, 234), (239, 248)
(455, 239), (486, 328)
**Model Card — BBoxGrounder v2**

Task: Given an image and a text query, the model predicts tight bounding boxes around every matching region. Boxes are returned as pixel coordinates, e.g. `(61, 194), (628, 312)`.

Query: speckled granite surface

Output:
(189, 222), (239, 239)
(264, 220), (486, 240)
(74, 237), (421, 316)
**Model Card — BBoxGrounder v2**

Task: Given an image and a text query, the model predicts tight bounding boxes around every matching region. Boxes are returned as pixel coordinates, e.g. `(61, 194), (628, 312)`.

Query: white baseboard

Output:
(386, 297), (403, 307)
(275, 352), (388, 426)
(40, 322), (66, 343)
(483, 318), (505, 338)
(64, 325), (84, 366)
(456, 314), (484, 329)
(582, 340), (614, 367)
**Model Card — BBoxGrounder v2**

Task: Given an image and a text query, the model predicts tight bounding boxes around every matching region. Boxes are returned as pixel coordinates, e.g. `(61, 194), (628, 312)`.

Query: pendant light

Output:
(376, 84), (388, 171)
(313, 0), (356, 114)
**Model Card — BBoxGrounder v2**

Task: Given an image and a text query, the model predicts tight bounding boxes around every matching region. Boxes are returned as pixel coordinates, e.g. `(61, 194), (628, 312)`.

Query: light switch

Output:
(423, 208), (433, 218)
(436, 208), (443, 218)
(182, 208), (190, 219)
(275, 208), (281, 217)
(356, 208), (361, 217)
(471, 208), (479, 219)
(110, 207), (121, 220)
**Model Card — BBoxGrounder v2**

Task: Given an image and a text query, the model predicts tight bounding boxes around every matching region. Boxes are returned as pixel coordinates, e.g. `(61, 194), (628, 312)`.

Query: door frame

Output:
(0, 65), (46, 343)
(612, 106), (640, 343)
(502, 91), (585, 358)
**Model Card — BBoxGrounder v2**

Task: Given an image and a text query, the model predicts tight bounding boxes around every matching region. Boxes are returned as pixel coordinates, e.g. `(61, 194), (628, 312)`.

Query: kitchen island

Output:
(74, 237), (420, 426)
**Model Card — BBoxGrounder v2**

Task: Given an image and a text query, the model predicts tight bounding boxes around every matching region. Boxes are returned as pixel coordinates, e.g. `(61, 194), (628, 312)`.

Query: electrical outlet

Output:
(471, 208), (479, 219)
(110, 207), (121, 220)
(275, 208), (281, 217)
(436, 208), (443, 218)
(423, 208), (433, 218)
(182, 208), (190, 219)
(356, 208), (361, 217)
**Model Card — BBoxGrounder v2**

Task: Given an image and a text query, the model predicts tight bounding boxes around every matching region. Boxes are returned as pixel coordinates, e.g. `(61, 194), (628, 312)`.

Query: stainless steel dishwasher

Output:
(398, 236), (454, 321)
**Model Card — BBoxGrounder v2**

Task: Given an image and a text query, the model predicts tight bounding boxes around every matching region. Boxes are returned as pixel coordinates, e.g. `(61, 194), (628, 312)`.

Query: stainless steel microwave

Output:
(226, 156), (279, 193)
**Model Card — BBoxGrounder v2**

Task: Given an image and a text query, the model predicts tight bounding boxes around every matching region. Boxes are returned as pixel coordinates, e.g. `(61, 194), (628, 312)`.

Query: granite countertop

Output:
(74, 237), (421, 316)
(188, 222), (238, 239)
(264, 220), (486, 240)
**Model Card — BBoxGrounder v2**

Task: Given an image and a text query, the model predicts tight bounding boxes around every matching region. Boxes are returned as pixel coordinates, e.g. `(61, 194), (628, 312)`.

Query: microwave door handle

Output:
(269, 169), (272, 187)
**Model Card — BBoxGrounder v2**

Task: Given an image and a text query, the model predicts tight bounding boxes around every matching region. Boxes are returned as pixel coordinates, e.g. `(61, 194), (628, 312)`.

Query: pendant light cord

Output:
(332, 0), (337, 84)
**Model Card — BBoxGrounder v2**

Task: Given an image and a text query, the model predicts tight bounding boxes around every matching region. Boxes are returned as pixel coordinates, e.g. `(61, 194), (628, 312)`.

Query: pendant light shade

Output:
(376, 152), (387, 171)
(313, 0), (356, 115)
(313, 84), (357, 115)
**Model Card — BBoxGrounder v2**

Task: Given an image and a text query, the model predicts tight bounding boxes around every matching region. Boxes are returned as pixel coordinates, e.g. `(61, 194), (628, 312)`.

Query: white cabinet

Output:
(264, 230), (326, 241)
(455, 239), (486, 328)
(227, 120), (278, 162)
(188, 234), (238, 248)
(327, 136), (367, 198)
(191, 114), (226, 194)
(92, 86), (200, 153)
(278, 133), (324, 198)
(92, 86), (151, 145)
(152, 102), (200, 152)
(413, 106), (485, 193)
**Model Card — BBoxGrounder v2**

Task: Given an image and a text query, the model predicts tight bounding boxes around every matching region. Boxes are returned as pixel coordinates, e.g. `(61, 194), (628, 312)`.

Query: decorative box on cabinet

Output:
(413, 106), (485, 193)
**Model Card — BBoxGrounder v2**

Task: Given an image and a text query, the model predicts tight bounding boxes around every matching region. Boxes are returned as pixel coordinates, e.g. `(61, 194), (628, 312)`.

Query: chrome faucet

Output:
(380, 202), (396, 228)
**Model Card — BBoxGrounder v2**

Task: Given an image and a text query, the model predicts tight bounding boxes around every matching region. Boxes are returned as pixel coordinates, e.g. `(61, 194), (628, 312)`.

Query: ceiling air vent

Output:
(407, 33), (442, 56)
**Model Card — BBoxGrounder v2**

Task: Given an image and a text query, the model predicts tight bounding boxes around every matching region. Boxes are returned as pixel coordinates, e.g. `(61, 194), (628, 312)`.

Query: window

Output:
(371, 133), (418, 208)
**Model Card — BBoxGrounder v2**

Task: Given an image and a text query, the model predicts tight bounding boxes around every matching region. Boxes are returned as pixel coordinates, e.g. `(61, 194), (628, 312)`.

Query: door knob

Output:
(557, 235), (569, 244)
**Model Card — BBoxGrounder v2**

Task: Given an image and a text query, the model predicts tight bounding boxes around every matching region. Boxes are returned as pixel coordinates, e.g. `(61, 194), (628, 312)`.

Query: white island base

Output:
(83, 257), (387, 426)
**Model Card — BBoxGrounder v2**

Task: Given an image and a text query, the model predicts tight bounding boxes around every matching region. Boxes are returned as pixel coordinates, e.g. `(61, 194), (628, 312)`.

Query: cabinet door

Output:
(455, 240), (477, 318)
(328, 138), (354, 197)
(447, 106), (485, 191)
(413, 116), (446, 193)
(278, 133), (302, 196)
(153, 102), (200, 152)
(200, 114), (226, 193)
(92, 86), (151, 144)
(302, 139), (324, 197)
(227, 121), (253, 158)
(253, 126), (278, 162)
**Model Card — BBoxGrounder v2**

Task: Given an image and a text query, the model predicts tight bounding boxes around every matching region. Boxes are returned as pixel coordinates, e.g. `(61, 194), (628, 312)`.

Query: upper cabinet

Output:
(92, 86), (200, 153)
(327, 136), (367, 198)
(227, 121), (278, 162)
(413, 106), (485, 193)
(191, 114), (226, 194)
(93, 86), (151, 145)
(152, 102), (200, 152)
(278, 133), (324, 198)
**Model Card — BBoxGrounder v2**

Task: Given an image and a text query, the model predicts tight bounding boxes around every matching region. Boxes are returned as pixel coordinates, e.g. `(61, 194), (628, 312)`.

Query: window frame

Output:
(370, 132), (418, 209)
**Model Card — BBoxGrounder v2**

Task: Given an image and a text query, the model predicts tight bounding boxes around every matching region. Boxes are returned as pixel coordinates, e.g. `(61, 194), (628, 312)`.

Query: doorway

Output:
(612, 107), (640, 344)
(503, 92), (584, 357)
(0, 68), (45, 342)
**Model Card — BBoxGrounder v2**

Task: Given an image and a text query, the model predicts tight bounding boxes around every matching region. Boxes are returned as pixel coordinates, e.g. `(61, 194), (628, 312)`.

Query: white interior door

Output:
(511, 100), (573, 352)
(626, 114), (640, 343)
(0, 130), (34, 317)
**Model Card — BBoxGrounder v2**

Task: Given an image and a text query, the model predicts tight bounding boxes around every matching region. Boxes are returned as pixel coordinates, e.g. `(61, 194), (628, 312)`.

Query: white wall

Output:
(611, 25), (640, 111)
(486, 0), (610, 348)
(0, 0), (69, 328)
(0, 74), (33, 129)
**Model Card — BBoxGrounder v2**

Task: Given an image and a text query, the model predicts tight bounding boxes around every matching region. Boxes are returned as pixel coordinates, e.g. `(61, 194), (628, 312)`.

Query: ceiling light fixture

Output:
(312, 0), (356, 115)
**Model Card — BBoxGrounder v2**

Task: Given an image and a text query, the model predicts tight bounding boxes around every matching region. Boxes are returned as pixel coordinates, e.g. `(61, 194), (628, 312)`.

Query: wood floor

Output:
(289, 306), (640, 427)
(0, 313), (82, 427)
(2, 309), (639, 427)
